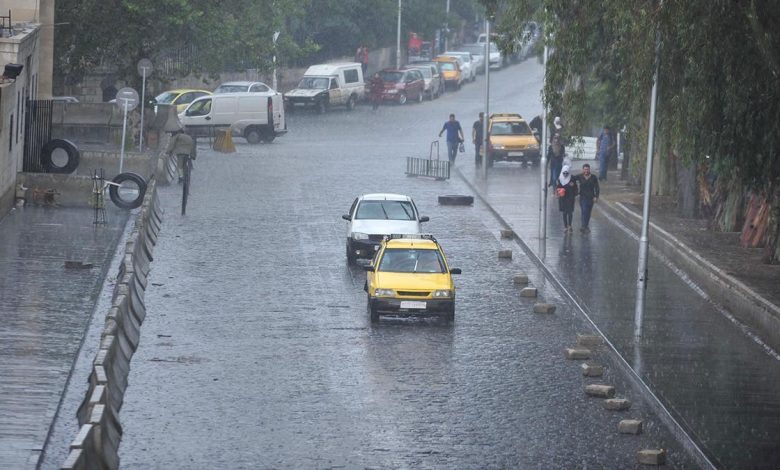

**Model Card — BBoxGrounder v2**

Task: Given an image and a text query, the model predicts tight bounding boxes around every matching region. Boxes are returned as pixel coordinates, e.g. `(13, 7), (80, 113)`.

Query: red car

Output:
(378, 69), (425, 104)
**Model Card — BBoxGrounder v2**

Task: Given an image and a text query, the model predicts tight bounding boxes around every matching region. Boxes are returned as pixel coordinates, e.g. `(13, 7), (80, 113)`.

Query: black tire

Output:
(346, 95), (356, 111)
(41, 139), (80, 174)
(398, 93), (407, 105)
(245, 127), (261, 144)
(260, 129), (276, 143)
(368, 298), (379, 323)
(109, 172), (147, 210)
(438, 194), (474, 206)
(346, 241), (356, 265)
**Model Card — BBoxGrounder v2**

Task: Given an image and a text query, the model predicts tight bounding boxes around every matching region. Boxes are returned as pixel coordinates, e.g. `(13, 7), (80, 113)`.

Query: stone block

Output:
(564, 348), (590, 360)
(637, 448), (666, 465)
(533, 303), (556, 314)
(500, 229), (515, 239)
(513, 274), (529, 285)
(520, 287), (537, 298)
(580, 363), (604, 377)
(584, 384), (615, 398)
(619, 419), (643, 435)
(604, 398), (631, 411)
(498, 249), (513, 259)
(576, 334), (603, 348)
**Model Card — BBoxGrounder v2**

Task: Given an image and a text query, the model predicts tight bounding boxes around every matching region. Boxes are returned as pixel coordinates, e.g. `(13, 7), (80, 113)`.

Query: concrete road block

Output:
(637, 448), (666, 465)
(500, 229), (514, 239)
(564, 348), (591, 360)
(576, 334), (603, 348)
(498, 249), (513, 259)
(533, 303), (556, 314)
(513, 274), (529, 285)
(604, 398), (631, 411)
(581, 363), (604, 377)
(619, 419), (643, 435)
(584, 384), (615, 398)
(520, 287), (538, 298)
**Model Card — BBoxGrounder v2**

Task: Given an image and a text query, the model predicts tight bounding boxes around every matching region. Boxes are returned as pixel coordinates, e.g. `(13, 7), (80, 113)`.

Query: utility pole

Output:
(539, 44), (549, 240)
(634, 10), (662, 338)
(396, 0), (402, 69)
(482, 17), (490, 179)
(444, 0), (450, 52)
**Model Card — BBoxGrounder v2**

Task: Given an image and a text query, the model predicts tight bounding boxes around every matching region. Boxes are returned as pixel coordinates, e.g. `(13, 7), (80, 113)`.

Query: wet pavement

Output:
(0, 206), (128, 469)
(117, 60), (700, 468)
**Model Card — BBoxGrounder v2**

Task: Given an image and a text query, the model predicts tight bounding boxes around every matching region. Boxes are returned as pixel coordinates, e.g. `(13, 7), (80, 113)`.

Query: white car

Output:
(487, 42), (505, 69)
(443, 52), (477, 82)
(214, 81), (274, 94)
(342, 193), (429, 264)
(455, 45), (486, 74)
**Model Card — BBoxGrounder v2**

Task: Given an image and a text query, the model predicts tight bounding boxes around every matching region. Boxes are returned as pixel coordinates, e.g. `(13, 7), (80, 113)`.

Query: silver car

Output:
(443, 51), (477, 82)
(405, 65), (441, 100)
(454, 44), (487, 74)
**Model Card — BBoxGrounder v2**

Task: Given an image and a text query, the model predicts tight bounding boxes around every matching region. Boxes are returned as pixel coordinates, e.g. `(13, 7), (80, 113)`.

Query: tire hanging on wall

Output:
(40, 139), (80, 174)
(109, 172), (147, 210)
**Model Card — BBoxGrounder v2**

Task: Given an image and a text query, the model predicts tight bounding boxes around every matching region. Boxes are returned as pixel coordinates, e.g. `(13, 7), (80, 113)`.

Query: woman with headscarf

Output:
(556, 164), (578, 233)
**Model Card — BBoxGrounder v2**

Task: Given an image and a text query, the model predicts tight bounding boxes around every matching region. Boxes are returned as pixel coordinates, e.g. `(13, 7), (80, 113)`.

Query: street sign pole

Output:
(482, 18), (490, 179)
(114, 87), (139, 174)
(634, 21), (662, 338)
(120, 98), (129, 174)
(136, 59), (153, 152)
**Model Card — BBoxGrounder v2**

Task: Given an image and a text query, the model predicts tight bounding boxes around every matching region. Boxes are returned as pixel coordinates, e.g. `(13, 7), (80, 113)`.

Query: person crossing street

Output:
(438, 113), (464, 164)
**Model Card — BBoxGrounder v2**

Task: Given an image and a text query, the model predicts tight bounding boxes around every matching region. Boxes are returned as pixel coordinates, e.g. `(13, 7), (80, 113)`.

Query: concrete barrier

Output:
(88, 404), (122, 470)
(61, 448), (85, 470)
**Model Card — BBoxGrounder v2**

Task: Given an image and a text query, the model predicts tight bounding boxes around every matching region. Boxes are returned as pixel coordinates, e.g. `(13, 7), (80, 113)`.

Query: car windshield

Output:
(379, 71), (404, 83)
(355, 200), (415, 220)
(409, 67), (431, 78)
(378, 248), (445, 273)
(155, 92), (178, 104)
(459, 46), (484, 56)
(490, 43), (499, 53)
(214, 84), (249, 93)
(439, 62), (455, 71)
(298, 77), (330, 89)
(491, 121), (533, 136)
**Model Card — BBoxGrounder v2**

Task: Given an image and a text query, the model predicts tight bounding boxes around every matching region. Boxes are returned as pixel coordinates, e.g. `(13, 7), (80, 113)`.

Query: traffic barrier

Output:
(77, 376), (107, 426)
(581, 363), (604, 377)
(513, 274), (529, 285)
(88, 404), (122, 470)
(619, 419), (643, 435)
(61, 448), (85, 470)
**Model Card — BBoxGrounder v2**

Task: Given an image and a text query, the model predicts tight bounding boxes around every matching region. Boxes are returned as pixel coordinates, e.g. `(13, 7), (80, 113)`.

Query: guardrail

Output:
(61, 178), (163, 470)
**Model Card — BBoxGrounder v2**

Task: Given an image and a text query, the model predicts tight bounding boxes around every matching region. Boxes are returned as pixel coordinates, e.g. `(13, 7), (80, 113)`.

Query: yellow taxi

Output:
(364, 234), (461, 322)
(433, 56), (463, 90)
(154, 89), (212, 112)
(485, 113), (540, 166)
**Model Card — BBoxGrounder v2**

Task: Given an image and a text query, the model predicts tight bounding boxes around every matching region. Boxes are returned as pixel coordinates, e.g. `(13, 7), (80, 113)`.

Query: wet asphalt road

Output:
(116, 60), (698, 468)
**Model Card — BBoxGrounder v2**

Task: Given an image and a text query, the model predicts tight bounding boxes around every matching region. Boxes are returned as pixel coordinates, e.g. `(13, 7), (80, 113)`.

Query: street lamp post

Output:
(396, 0), (402, 69)
(539, 44), (549, 240)
(482, 17), (490, 179)
(444, 0), (450, 52)
(272, 31), (280, 91)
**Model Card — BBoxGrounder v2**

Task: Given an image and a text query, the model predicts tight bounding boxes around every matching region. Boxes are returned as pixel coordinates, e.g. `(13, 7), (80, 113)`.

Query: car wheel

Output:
(398, 93), (407, 105)
(317, 99), (328, 114)
(346, 95), (356, 111)
(245, 127), (261, 144)
(368, 297), (379, 323)
(260, 129), (276, 143)
(346, 241), (356, 265)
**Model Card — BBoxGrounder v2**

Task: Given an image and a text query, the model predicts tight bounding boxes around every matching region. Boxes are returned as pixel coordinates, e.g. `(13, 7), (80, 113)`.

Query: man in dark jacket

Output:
(576, 163), (600, 233)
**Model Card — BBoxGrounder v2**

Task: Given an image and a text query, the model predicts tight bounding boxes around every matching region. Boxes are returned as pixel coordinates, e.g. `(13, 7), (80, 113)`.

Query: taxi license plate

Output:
(400, 301), (427, 309)
(508, 151), (524, 157)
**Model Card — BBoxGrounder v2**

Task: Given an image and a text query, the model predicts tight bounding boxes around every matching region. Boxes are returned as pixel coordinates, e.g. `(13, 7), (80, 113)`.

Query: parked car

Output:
(404, 64), (441, 100)
(433, 56), (464, 90)
(342, 193), (429, 264)
(179, 92), (286, 144)
(486, 42), (505, 69)
(377, 68), (425, 104)
(485, 113), (540, 166)
(283, 62), (365, 113)
(454, 44), (486, 74)
(364, 234), (461, 323)
(214, 81), (274, 94)
(443, 51), (477, 82)
(154, 89), (211, 112)
(410, 60), (445, 95)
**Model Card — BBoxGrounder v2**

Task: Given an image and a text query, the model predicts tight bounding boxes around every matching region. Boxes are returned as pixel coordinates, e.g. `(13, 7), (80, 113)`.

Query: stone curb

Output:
(565, 348), (591, 360)
(604, 398), (631, 411)
(619, 419), (643, 435)
(533, 303), (556, 314)
(637, 448), (666, 465)
(584, 384), (615, 398)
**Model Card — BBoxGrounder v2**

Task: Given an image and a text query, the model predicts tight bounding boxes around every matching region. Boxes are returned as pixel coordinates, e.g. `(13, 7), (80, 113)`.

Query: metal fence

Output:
(405, 157), (450, 180)
(23, 99), (53, 172)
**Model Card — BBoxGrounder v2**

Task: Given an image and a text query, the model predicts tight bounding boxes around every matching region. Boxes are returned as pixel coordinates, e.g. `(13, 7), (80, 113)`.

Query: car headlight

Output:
(351, 232), (369, 240)
(433, 290), (453, 298)
(493, 145), (505, 150)
(374, 288), (394, 297)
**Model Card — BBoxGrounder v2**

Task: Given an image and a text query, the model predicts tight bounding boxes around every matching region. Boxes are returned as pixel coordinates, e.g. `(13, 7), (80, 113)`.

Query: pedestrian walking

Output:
(472, 112), (484, 166)
(547, 134), (565, 188)
(551, 116), (564, 143)
(529, 115), (542, 144)
(165, 127), (195, 183)
(368, 72), (383, 110)
(576, 163), (599, 233)
(596, 125), (614, 181)
(438, 113), (464, 164)
(556, 164), (578, 233)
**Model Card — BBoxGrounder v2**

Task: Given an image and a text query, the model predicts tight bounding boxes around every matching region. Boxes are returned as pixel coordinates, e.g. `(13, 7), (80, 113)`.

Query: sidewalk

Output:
(456, 161), (780, 468)
(0, 206), (127, 469)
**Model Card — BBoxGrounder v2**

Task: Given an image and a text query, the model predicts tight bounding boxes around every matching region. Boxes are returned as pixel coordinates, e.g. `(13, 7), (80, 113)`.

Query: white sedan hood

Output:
(351, 219), (420, 236)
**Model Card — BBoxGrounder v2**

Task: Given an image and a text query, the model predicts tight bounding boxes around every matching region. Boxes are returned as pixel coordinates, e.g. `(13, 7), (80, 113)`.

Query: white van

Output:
(283, 62), (365, 113)
(179, 92), (287, 144)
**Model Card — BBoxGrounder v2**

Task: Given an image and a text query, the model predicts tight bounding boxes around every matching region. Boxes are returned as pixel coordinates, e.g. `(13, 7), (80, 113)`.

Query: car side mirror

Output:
(362, 264), (375, 272)
(342, 214), (351, 221)
(419, 216), (429, 222)
(450, 268), (462, 275)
